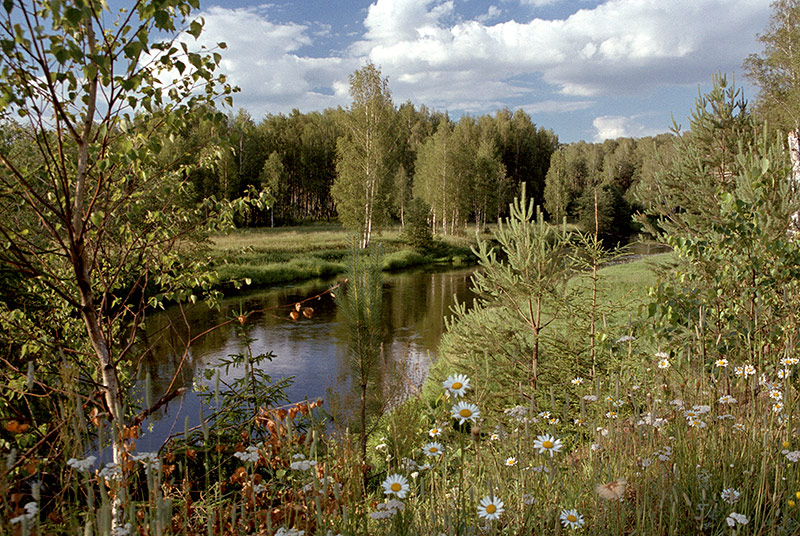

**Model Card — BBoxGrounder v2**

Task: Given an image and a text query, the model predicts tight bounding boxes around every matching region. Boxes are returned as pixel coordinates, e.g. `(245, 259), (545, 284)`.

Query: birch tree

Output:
(332, 63), (398, 248)
(0, 1), (252, 530)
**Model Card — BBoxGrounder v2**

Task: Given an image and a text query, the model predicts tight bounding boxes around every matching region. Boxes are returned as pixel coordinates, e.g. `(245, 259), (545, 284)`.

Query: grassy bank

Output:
(205, 223), (479, 290)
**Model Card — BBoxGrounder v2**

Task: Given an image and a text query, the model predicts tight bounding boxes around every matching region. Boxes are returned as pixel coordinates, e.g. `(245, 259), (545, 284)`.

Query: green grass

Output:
(207, 223), (478, 291)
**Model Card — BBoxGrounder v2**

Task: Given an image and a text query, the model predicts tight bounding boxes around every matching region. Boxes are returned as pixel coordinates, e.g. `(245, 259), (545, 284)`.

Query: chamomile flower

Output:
(560, 509), (585, 529)
(744, 364), (756, 377)
(773, 401), (785, 413)
(533, 434), (563, 457)
(571, 377), (584, 385)
(715, 358), (729, 368)
(688, 418), (707, 429)
(733, 423), (745, 432)
(718, 395), (737, 404)
(442, 374), (471, 397)
(381, 474), (410, 498)
(490, 433), (500, 441)
(477, 495), (504, 520)
(781, 357), (799, 367)
(770, 389), (783, 401)
(657, 357), (670, 370)
(451, 401), (480, 424)
(428, 427), (441, 438)
(505, 457), (517, 466)
(423, 442), (444, 457)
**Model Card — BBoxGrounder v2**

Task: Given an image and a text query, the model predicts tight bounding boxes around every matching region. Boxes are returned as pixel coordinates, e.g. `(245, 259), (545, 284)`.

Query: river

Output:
(133, 266), (476, 450)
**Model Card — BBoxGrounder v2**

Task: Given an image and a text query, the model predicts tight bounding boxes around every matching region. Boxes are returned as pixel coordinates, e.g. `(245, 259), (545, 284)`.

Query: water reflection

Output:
(134, 267), (476, 450)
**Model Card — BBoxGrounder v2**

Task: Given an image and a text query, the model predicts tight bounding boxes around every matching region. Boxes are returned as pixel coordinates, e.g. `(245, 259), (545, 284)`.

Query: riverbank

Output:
(206, 222), (481, 292)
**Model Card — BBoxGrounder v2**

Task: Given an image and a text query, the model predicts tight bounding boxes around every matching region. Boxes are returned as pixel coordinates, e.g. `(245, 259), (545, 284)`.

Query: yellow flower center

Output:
(431, 429), (438, 434)
(567, 514), (577, 522)
(390, 483), (402, 492)
(485, 504), (496, 514)
(460, 408), (472, 418)
(451, 382), (462, 390)
(783, 441), (791, 448)
(542, 440), (554, 449)
(429, 447), (437, 453)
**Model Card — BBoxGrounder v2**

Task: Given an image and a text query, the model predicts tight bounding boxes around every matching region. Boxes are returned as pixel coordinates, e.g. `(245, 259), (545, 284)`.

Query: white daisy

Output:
(657, 357), (670, 370)
(533, 434), (563, 457)
(718, 395), (737, 404)
(477, 495), (504, 520)
(428, 427), (441, 438)
(505, 457), (517, 466)
(744, 364), (756, 377)
(442, 374), (471, 397)
(381, 473), (410, 498)
(451, 401), (480, 424)
(560, 509), (585, 529)
(571, 377), (584, 385)
(423, 442), (444, 457)
(715, 358), (729, 368)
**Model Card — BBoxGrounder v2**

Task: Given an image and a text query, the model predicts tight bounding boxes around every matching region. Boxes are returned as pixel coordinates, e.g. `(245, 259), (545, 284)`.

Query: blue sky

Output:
(185, 0), (773, 142)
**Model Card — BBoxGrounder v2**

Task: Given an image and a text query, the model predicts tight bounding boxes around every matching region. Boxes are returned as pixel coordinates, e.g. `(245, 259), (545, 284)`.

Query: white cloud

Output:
(187, 6), (356, 116)
(476, 5), (503, 23)
(361, 0), (770, 106)
(524, 100), (595, 114)
(592, 115), (663, 141)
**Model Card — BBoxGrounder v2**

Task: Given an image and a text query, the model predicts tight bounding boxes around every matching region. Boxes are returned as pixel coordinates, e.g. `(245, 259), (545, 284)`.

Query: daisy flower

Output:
(477, 495), (504, 520)
(451, 401), (480, 424)
(423, 442), (444, 457)
(773, 401), (785, 413)
(490, 433), (500, 440)
(442, 374), (471, 397)
(505, 457), (517, 466)
(381, 474), (410, 498)
(718, 395), (737, 404)
(560, 509), (585, 529)
(688, 418), (707, 429)
(428, 427), (441, 437)
(781, 357), (799, 366)
(571, 377), (584, 385)
(657, 357), (670, 370)
(533, 434), (563, 457)
(769, 389), (783, 401)
(715, 358), (729, 368)
(734, 366), (744, 377)
(733, 423), (745, 432)
(744, 364), (756, 377)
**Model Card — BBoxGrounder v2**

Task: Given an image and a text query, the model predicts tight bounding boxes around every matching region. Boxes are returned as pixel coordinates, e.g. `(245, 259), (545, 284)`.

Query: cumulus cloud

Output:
(362, 0), (770, 104)
(187, 6), (356, 116)
(592, 115), (662, 141)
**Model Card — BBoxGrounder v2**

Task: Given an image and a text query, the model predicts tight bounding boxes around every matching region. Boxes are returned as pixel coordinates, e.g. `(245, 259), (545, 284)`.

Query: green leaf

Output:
(188, 20), (203, 39)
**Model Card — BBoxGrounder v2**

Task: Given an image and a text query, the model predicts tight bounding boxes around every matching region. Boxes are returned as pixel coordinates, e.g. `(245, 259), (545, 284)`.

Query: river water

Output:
(133, 266), (476, 450)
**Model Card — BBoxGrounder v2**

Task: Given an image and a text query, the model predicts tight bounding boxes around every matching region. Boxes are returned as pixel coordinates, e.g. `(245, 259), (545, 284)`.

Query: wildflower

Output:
(99, 462), (122, 481)
(734, 366), (744, 377)
(583, 394), (598, 402)
(657, 357), (670, 370)
(477, 495), (504, 520)
(733, 423), (745, 432)
(571, 377), (584, 385)
(382, 474), (410, 498)
(538, 411), (552, 419)
(292, 453), (307, 459)
(612, 399), (625, 408)
(669, 399), (684, 408)
(640, 457), (653, 468)
(718, 395), (737, 404)
(715, 358), (729, 368)
(574, 418), (585, 426)
(604, 395), (614, 403)
(423, 442), (444, 457)
(655, 351), (669, 359)
(744, 364), (756, 376)
(290, 459), (318, 471)
(769, 389), (783, 401)
(656, 446), (673, 461)
(780, 357), (799, 366)
(726, 512), (749, 527)
(132, 451), (161, 472)
(683, 410), (699, 420)
(596, 479), (626, 501)
(773, 401), (785, 413)
(234, 446), (260, 464)
(505, 457), (517, 467)
(784, 451), (800, 463)
(591, 443), (602, 451)
(369, 499), (404, 520)
(549, 418), (560, 425)
(66, 455), (96, 473)
(533, 434), (563, 457)
(778, 368), (791, 379)
(275, 528), (305, 536)
(605, 411), (618, 419)
(253, 483), (266, 494)
(490, 433), (500, 441)
(110, 523), (133, 536)
(428, 427), (441, 438)
(504, 405), (529, 419)
(616, 335), (635, 344)
(560, 509), (585, 529)
(451, 401), (480, 424)
(688, 418), (707, 429)
(401, 457), (418, 471)
(692, 405), (711, 414)
(10, 501), (38, 524)
(721, 488), (740, 504)
(442, 374), (471, 397)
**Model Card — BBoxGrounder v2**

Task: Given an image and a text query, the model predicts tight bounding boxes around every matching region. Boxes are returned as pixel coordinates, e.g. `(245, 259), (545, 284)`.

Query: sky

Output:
(182, 0), (774, 143)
